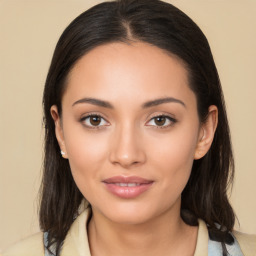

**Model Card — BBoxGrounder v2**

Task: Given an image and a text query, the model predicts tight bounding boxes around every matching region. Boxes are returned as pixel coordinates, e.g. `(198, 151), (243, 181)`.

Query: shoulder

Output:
(233, 230), (256, 255)
(1, 232), (44, 256)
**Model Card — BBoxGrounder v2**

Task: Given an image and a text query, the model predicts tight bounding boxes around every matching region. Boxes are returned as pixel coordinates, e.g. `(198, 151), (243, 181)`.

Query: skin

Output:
(51, 42), (218, 256)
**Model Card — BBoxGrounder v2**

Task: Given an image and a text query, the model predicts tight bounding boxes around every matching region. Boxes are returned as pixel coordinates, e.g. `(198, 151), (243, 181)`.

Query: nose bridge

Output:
(109, 120), (146, 168)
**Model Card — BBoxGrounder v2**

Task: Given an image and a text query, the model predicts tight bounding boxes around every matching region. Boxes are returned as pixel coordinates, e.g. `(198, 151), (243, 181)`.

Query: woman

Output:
(2, 0), (255, 255)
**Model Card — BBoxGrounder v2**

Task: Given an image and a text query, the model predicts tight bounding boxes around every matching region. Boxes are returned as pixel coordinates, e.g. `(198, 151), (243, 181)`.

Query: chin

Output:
(93, 201), (163, 226)
(106, 212), (153, 225)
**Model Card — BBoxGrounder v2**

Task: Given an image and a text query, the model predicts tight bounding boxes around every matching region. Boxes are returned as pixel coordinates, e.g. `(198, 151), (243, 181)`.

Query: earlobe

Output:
(50, 105), (68, 159)
(194, 105), (218, 160)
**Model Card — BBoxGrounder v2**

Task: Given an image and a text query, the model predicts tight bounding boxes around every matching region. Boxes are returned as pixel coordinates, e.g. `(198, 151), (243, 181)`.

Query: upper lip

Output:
(103, 176), (153, 184)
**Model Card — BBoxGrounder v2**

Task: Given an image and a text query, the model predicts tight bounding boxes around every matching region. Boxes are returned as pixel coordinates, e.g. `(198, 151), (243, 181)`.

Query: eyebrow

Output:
(72, 97), (186, 109)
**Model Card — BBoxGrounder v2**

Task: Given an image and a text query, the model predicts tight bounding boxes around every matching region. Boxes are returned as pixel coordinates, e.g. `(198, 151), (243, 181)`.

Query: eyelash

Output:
(80, 113), (109, 130)
(80, 113), (177, 130)
(146, 114), (177, 129)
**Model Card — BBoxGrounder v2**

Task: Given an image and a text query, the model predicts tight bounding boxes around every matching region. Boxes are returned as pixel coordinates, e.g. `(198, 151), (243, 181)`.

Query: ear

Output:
(194, 105), (218, 160)
(50, 105), (68, 159)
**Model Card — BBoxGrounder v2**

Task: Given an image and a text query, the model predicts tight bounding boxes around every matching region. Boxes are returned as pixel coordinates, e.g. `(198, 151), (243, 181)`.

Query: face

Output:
(52, 42), (216, 225)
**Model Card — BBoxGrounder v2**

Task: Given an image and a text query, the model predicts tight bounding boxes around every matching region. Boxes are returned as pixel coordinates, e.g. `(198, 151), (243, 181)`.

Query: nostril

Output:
(109, 152), (145, 168)
(108, 131), (146, 167)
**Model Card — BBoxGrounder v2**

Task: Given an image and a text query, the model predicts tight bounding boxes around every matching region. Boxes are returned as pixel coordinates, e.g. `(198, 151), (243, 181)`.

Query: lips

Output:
(102, 176), (154, 199)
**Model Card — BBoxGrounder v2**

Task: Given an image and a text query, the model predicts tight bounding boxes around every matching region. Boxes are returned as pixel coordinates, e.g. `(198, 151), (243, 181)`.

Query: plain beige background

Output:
(0, 0), (256, 252)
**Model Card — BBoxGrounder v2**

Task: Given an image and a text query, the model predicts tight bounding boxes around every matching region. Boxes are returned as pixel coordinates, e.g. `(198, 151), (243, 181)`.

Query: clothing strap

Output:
(208, 233), (244, 256)
(44, 232), (58, 256)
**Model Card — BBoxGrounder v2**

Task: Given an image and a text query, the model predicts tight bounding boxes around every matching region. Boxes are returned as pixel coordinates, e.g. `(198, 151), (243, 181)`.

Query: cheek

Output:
(147, 125), (199, 189)
(63, 124), (109, 190)
(67, 133), (108, 165)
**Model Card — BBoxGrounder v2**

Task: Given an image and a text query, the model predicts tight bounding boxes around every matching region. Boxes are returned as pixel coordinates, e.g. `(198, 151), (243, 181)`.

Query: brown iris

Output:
(154, 116), (166, 126)
(90, 116), (101, 126)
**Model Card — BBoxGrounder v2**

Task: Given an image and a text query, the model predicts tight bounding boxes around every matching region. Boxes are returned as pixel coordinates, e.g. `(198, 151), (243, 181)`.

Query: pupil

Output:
(155, 116), (166, 126)
(90, 116), (101, 126)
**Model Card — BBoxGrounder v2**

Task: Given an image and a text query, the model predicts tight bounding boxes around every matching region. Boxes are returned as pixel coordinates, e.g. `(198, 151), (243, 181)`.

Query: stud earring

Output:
(60, 150), (65, 156)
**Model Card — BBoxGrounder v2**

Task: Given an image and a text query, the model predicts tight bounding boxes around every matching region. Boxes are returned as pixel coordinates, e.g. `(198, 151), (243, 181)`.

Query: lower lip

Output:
(103, 183), (153, 199)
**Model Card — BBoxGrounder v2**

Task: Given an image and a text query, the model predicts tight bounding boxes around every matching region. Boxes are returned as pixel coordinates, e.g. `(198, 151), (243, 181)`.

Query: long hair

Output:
(40, 0), (235, 255)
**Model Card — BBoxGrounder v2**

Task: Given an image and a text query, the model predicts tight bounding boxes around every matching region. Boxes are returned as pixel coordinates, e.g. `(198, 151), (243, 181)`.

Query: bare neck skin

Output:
(88, 198), (198, 256)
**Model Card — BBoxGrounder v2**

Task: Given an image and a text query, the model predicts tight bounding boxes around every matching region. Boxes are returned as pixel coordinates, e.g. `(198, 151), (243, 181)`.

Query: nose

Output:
(109, 123), (146, 169)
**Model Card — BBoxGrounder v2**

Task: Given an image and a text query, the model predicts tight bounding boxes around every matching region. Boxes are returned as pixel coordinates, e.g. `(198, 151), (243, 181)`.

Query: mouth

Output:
(109, 183), (144, 187)
(102, 176), (154, 199)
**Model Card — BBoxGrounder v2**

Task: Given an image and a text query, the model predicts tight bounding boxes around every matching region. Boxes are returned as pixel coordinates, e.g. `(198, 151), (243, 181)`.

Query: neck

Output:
(88, 201), (198, 256)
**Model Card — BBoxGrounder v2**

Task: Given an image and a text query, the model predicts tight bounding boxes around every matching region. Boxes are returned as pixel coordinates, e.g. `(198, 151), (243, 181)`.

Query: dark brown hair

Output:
(40, 0), (235, 255)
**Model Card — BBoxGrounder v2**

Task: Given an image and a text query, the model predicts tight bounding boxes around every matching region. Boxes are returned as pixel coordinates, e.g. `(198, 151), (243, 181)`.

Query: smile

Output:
(113, 183), (141, 187)
(102, 176), (154, 199)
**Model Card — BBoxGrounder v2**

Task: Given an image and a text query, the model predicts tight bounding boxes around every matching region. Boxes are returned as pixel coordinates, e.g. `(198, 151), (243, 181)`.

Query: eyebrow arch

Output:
(72, 98), (114, 108)
(72, 97), (186, 109)
(142, 97), (186, 108)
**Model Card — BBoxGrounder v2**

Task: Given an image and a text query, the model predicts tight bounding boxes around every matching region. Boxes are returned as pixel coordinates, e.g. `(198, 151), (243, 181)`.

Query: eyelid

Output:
(80, 113), (110, 129)
(79, 112), (177, 130)
(146, 114), (177, 128)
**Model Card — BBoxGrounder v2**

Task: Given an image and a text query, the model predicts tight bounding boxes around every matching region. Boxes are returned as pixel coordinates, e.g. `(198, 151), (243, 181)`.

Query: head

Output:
(40, 0), (234, 254)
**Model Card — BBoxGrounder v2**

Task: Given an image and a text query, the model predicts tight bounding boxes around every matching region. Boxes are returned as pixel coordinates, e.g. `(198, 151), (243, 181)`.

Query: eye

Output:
(146, 115), (176, 128)
(81, 114), (109, 128)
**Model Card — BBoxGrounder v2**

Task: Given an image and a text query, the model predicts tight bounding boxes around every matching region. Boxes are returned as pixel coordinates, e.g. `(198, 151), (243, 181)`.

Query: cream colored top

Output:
(2, 204), (256, 256)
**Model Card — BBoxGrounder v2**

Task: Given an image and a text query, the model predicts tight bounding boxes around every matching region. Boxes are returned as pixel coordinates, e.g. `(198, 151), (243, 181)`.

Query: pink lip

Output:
(102, 176), (154, 199)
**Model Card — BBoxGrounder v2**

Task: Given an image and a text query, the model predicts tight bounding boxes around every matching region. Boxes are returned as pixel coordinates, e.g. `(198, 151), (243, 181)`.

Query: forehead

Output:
(63, 42), (195, 107)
